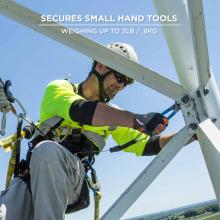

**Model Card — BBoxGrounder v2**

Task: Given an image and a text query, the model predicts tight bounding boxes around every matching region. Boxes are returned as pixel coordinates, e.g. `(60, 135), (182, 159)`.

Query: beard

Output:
(104, 85), (118, 100)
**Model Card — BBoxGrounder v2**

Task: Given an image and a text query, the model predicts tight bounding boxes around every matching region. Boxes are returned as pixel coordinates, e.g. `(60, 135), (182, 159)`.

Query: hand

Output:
(0, 86), (11, 112)
(134, 112), (168, 135)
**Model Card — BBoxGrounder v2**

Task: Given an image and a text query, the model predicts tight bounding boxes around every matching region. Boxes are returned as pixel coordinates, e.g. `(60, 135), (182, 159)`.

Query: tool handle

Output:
(161, 102), (180, 120)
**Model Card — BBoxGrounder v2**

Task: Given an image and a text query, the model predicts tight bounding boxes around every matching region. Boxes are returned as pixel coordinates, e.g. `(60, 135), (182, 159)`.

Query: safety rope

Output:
(83, 158), (102, 220)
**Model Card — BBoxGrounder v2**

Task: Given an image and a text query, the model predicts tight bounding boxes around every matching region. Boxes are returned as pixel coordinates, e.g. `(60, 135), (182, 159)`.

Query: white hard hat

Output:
(107, 42), (139, 63)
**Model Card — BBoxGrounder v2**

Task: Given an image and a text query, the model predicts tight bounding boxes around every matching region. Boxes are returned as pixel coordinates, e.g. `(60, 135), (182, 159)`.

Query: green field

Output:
(190, 212), (220, 220)
(126, 200), (220, 220)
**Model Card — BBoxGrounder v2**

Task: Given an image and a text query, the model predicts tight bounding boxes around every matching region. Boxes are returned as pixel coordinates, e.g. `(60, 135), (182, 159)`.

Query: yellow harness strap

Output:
(0, 134), (15, 152)
(5, 144), (17, 188)
(0, 131), (25, 188)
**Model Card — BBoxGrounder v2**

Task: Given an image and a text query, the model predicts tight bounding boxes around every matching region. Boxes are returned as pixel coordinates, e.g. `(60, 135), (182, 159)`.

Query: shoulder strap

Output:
(33, 116), (64, 138)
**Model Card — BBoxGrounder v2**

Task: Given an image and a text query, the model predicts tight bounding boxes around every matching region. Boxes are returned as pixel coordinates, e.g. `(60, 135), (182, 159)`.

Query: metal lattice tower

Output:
(0, 0), (220, 219)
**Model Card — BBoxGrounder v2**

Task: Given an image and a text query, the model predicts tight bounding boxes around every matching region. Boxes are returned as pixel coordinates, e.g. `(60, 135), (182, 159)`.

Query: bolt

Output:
(211, 118), (217, 123)
(181, 95), (190, 104)
(189, 123), (198, 130)
(203, 88), (209, 96)
(196, 90), (201, 98)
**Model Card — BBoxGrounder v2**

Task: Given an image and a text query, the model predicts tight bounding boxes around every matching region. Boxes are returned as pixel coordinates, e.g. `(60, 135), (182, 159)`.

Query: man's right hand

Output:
(0, 85), (11, 113)
(133, 112), (168, 135)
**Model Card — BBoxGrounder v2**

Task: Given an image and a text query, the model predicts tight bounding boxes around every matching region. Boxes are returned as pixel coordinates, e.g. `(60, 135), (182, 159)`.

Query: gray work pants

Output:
(0, 140), (85, 220)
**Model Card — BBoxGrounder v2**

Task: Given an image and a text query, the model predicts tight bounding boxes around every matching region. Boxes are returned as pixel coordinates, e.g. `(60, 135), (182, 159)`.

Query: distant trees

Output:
(142, 202), (219, 220)
(205, 204), (219, 213)
(183, 204), (219, 218)
(184, 209), (201, 218)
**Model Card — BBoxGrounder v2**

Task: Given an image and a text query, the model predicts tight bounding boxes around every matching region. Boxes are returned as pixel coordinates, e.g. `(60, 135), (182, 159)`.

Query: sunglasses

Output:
(113, 71), (134, 86)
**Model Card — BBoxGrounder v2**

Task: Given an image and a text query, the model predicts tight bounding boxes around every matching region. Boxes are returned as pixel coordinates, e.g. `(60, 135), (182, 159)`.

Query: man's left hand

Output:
(134, 112), (169, 135)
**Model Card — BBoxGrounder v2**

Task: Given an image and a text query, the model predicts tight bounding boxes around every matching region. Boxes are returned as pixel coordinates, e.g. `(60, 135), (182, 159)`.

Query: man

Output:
(0, 42), (175, 220)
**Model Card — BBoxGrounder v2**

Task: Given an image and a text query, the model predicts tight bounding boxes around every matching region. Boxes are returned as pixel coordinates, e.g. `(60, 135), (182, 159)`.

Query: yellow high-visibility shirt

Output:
(40, 80), (149, 156)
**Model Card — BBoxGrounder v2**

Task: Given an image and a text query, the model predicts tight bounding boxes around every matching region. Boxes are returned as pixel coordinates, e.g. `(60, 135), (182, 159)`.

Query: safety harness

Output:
(0, 79), (102, 219)
(0, 115), (102, 219)
(28, 116), (103, 219)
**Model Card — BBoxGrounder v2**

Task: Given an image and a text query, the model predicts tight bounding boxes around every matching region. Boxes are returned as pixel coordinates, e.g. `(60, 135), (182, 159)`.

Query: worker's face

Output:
(95, 63), (125, 100)
(103, 71), (125, 99)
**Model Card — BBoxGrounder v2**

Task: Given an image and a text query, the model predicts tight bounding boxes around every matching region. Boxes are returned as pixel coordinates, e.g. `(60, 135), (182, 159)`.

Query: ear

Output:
(95, 62), (109, 74)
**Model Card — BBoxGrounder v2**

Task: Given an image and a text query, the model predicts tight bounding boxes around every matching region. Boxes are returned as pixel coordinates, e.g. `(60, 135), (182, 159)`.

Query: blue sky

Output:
(0, 0), (220, 219)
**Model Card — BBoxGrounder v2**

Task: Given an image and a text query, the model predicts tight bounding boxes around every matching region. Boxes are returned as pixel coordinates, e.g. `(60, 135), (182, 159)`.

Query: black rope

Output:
(109, 139), (138, 153)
